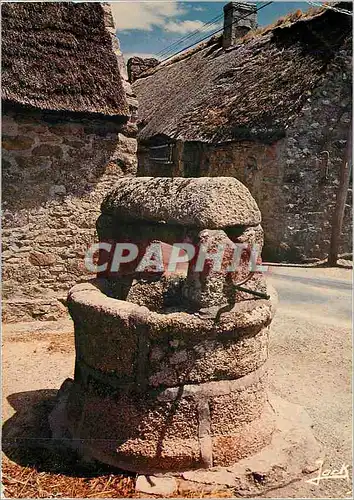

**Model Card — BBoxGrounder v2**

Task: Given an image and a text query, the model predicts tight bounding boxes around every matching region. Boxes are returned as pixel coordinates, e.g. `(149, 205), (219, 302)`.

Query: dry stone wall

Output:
(278, 41), (352, 262)
(2, 109), (137, 322)
(199, 38), (352, 262)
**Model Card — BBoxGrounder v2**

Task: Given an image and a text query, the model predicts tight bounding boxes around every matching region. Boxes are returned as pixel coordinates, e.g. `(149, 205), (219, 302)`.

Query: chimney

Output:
(223, 2), (257, 48)
(127, 56), (159, 83)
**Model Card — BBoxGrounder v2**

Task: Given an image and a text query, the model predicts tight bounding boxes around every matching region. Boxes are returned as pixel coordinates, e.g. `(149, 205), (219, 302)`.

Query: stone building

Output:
(2, 2), (138, 322)
(132, 2), (352, 261)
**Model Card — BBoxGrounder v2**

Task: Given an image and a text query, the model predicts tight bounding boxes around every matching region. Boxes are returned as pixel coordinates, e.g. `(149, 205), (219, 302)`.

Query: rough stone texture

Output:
(182, 229), (266, 310)
(223, 2), (257, 49)
(63, 275), (277, 472)
(124, 275), (185, 312)
(179, 394), (323, 496)
(135, 475), (177, 496)
(58, 368), (275, 473)
(278, 42), (352, 262)
(67, 280), (276, 386)
(136, 44), (352, 261)
(2, 110), (137, 323)
(127, 56), (159, 84)
(182, 229), (237, 309)
(50, 386), (322, 494)
(147, 327), (270, 387)
(101, 177), (261, 228)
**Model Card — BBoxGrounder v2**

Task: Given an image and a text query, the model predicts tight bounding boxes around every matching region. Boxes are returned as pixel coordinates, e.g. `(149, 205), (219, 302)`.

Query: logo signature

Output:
(84, 241), (268, 275)
(306, 460), (351, 487)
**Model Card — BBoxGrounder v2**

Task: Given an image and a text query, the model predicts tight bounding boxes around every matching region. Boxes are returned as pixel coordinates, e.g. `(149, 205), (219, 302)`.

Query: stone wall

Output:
(278, 41), (352, 262)
(198, 141), (284, 260)
(2, 109), (137, 322)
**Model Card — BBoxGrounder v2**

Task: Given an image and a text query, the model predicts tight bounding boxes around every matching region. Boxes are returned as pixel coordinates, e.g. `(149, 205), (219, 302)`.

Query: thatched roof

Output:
(133, 3), (352, 143)
(2, 2), (129, 119)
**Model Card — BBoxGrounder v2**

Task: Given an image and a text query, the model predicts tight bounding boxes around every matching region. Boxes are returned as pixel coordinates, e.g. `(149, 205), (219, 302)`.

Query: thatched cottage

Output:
(2, 2), (138, 322)
(133, 2), (352, 261)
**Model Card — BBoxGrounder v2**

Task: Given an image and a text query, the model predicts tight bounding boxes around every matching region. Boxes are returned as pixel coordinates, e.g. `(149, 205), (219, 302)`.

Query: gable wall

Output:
(2, 109), (137, 322)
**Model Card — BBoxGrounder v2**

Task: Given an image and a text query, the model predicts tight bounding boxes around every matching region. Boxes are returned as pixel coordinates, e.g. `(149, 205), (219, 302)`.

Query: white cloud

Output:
(110, 1), (186, 32)
(109, 1), (217, 34)
(164, 19), (211, 34)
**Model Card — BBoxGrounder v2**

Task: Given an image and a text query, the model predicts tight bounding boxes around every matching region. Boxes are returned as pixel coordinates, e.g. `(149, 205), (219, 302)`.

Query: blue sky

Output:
(110, 1), (312, 60)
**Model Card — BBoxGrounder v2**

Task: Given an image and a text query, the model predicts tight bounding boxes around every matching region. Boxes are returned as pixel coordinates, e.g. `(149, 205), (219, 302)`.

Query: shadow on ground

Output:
(2, 389), (126, 478)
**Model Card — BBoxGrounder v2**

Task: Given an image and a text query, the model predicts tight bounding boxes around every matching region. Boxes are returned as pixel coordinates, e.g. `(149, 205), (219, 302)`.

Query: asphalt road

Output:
(268, 266), (352, 327)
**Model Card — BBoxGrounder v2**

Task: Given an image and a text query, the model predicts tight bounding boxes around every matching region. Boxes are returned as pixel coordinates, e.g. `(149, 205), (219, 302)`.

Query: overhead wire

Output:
(307, 1), (352, 16)
(156, 13), (224, 58)
(159, 2), (273, 64)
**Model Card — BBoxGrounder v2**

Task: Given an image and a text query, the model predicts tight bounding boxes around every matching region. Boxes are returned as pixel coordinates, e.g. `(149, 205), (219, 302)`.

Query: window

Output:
(149, 143), (174, 164)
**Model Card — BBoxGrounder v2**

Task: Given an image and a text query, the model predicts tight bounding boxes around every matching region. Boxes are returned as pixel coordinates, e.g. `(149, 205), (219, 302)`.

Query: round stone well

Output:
(50, 178), (322, 495)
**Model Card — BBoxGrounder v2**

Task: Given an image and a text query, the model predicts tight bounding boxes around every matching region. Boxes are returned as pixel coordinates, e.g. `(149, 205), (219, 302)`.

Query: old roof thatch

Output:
(133, 3), (352, 143)
(2, 2), (129, 119)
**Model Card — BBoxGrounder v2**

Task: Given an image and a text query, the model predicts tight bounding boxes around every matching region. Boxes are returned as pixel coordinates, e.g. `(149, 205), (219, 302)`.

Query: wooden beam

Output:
(328, 122), (352, 266)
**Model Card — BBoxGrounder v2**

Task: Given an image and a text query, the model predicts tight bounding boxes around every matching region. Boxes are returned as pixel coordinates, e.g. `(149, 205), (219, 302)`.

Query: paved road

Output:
(268, 266), (352, 327)
(270, 272), (352, 291)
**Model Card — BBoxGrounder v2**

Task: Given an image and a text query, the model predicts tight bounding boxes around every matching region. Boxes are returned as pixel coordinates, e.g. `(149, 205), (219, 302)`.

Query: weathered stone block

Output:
(67, 280), (276, 388)
(148, 327), (269, 387)
(118, 133), (137, 154)
(182, 228), (253, 310)
(211, 403), (275, 467)
(32, 144), (63, 157)
(63, 364), (274, 472)
(2, 115), (18, 136)
(209, 375), (268, 432)
(2, 135), (34, 150)
(66, 382), (201, 471)
(135, 475), (177, 496)
(29, 251), (56, 266)
(68, 283), (144, 377)
(101, 177), (261, 227)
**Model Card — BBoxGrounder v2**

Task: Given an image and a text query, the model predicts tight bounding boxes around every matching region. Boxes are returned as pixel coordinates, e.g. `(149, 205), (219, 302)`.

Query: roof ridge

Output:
(135, 3), (329, 81)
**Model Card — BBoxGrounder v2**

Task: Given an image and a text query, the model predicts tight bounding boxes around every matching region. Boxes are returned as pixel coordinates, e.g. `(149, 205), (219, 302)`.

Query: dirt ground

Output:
(2, 266), (352, 498)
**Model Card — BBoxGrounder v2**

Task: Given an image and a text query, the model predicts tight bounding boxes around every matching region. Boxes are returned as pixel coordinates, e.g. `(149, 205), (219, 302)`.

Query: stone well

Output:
(51, 178), (321, 494)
